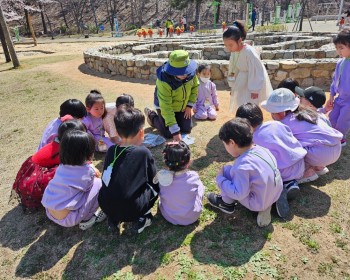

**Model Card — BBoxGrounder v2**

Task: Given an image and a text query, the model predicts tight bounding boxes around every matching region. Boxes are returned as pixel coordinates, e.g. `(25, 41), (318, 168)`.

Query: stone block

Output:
(127, 60), (135, 67)
(283, 51), (293, 59)
(300, 78), (314, 87)
(261, 52), (275, 60)
(141, 68), (150, 75)
(266, 61), (280, 70)
(289, 68), (311, 79)
(274, 70), (288, 81)
(314, 78), (331, 89)
(126, 70), (134, 78)
(281, 61), (298, 69)
(311, 70), (330, 78)
(135, 60), (146, 67)
(210, 66), (224, 80)
(119, 66), (126, 76)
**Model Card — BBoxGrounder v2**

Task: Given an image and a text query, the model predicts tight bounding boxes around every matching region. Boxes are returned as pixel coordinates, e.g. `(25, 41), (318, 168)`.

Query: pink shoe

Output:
(298, 167), (319, 184)
(314, 166), (329, 176)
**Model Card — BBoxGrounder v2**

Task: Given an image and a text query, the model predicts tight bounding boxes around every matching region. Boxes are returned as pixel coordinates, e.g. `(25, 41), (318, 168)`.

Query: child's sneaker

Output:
(207, 193), (236, 214)
(79, 208), (106, 230)
(341, 139), (347, 147)
(314, 166), (329, 176)
(94, 208), (107, 223)
(276, 187), (289, 218)
(133, 213), (153, 234)
(144, 107), (155, 128)
(283, 180), (300, 200)
(297, 168), (319, 184)
(257, 206), (271, 227)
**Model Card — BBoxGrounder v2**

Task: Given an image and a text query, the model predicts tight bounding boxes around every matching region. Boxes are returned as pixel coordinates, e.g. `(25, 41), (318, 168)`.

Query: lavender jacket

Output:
(159, 170), (204, 225)
(216, 145), (283, 212)
(37, 118), (62, 151)
(193, 81), (219, 110)
(42, 163), (100, 211)
(330, 58), (350, 101)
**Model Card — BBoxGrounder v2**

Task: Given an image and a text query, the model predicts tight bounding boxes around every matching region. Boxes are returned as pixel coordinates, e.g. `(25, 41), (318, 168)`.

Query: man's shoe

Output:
(133, 213), (153, 234)
(284, 180), (300, 200)
(276, 187), (290, 218)
(207, 193), (235, 214)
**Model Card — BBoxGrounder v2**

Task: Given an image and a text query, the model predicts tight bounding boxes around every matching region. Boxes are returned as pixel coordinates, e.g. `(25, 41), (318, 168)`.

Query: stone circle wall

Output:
(83, 32), (339, 90)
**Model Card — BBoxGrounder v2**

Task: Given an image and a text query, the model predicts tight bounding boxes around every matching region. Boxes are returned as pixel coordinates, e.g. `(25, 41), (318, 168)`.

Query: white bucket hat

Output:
(261, 88), (300, 113)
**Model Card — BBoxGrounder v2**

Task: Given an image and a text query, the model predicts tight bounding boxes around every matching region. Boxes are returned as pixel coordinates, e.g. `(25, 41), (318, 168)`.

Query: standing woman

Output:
(224, 21), (272, 113)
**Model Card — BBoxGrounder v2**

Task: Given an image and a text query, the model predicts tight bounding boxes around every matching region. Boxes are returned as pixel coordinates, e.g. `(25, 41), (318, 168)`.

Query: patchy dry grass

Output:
(0, 45), (350, 280)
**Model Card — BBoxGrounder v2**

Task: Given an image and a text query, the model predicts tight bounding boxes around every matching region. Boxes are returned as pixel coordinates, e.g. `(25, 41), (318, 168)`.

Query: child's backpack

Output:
(11, 156), (57, 211)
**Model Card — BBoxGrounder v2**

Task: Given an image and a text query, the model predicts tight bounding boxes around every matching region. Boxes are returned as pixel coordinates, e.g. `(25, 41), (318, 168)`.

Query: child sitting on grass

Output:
(98, 107), (159, 234)
(42, 130), (105, 230)
(37, 99), (87, 151)
(207, 118), (283, 227)
(156, 141), (204, 225)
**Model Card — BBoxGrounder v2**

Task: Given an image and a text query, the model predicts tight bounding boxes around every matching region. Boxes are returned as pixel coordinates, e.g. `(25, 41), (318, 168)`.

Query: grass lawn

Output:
(0, 49), (349, 280)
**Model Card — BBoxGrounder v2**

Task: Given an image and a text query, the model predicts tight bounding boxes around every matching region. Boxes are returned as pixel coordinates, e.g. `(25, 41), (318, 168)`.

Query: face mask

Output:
(200, 77), (210, 83)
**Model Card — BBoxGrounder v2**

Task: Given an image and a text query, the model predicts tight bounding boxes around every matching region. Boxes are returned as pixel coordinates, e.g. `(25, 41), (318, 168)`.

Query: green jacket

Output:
(155, 69), (199, 134)
(165, 20), (173, 28)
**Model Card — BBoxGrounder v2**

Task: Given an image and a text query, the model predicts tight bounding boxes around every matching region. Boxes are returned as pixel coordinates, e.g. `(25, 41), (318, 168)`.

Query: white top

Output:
(228, 44), (272, 113)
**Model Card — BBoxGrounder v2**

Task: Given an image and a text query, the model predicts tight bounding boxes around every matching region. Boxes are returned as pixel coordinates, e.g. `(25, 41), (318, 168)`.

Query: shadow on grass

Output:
(61, 211), (196, 279)
(191, 204), (273, 266)
(290, 184), (331, 219)
(191, 133), (231, 170)
(0, 206), (47, 251)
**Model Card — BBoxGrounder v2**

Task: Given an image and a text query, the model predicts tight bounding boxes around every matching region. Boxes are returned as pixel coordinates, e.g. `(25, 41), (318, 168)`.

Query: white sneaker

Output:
(315, 167), (329, 176)
(297, 173), (319, 184)
(257, 206), (272, 227)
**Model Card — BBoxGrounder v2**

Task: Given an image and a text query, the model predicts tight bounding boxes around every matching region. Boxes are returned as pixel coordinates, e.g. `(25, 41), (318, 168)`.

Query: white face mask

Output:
(200, 77), (210, 83)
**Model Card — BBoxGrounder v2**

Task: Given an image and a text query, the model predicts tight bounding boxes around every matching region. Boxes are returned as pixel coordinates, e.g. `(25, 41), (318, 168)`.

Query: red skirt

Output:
(11, 156), (58, 210)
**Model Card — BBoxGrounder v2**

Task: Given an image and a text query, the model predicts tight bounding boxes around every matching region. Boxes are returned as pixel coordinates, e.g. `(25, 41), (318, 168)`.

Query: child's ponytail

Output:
(223, 21), (247, 41)
(294, 106), (318, 125)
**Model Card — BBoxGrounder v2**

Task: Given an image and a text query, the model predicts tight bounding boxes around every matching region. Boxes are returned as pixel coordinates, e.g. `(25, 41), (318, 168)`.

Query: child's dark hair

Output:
(277, 78), (300, 93)
(163, 141), (191, 172)
(59, 130), (95, 165)
(57, 119), (86, 141)
(114, 107), (145, 138)
(223, 21), (247, 41)
(85, 89), (106, 118)
(197, 63), (211, 74)
(59, 99), (87, 118)
(236, 103), (263, 128)
(219, 118), (253, 147)
(333, 29), (350, 48)
(294, 105), (318, 125)
(116, 94), (135, 109)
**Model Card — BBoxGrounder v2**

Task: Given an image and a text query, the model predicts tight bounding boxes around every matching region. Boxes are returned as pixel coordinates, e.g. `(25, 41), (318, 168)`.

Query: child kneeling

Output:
(98, 107), (159, 234)
(207, 118), (283, 227)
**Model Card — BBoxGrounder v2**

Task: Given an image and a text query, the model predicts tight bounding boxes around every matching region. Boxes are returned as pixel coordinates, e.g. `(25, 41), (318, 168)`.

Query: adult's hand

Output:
(184, 107), (192, 119)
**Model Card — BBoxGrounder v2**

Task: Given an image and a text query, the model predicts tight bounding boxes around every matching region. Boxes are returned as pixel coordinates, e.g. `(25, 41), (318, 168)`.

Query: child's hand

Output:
(193, 107), (197, 113)
(325, 99), (333, 113)
(217, 166), (224, 176)
(328, 95), (335, 106)
(215, 105), (219, 111)
(93, 167), (101, 178)
(251, 93), (259, 99)
(184, 107), (192, 119)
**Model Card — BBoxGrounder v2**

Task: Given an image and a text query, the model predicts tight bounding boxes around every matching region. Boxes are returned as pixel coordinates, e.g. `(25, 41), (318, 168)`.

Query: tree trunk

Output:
(39, 3), (48, 34)
(25, 9), (37, 46)
(0, 6), (20, 67)
(195, 0), (200, 28)
(131, 0), (135, 25)
(24, 9), (30, 35)
(0, 26), (11, 62)
(90, 0), (99, 33)
(215, 0), (221, 24)
(105, 0), (113, 31)
(45, 12), (54, 39)
(59, 1), (69, 29)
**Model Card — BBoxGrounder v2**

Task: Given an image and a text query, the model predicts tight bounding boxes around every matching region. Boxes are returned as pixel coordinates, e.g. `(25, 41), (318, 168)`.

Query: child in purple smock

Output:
(37, 99), (87, 151)
(155, 141), (204, 225)
(236, 103), (306, 202)
(261, 88), (342, 184)
(207, 118), (284, 227)
(193, 64), (219, 120)
(82, 90), (113, 152)
(42, 130), (106, 230)
(327, 30), (350, 146)
(296, 86), (332, 126)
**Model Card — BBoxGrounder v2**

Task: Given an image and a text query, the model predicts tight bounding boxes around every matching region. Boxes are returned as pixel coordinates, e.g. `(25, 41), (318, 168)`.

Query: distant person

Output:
(156, 19), (161, 28)
(182, 15), (187, 31)
(164, 18), (173, 37)
(346, 9), (350, 25)
(339, 17), (345, 30)
(251, 7), (257, 31)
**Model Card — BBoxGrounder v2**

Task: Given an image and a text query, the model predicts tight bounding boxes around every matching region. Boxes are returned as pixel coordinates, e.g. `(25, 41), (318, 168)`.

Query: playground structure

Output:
(84, 31), (338, 90)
